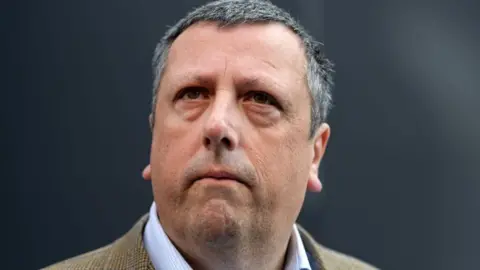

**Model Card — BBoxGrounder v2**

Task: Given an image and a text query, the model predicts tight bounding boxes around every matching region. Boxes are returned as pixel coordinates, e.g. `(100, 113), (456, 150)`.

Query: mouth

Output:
(193, 170), (247, 186)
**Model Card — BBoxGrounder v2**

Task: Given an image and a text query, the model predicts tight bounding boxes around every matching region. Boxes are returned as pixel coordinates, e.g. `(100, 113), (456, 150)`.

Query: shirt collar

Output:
(285, 223), (312, 270)
(144, 202), (311, 270)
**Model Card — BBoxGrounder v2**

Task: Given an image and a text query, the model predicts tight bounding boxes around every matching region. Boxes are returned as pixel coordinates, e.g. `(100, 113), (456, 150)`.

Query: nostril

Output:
(203, 135), (234, 150)
(221, 137), (232, 148)
(204, 137), (211, 147)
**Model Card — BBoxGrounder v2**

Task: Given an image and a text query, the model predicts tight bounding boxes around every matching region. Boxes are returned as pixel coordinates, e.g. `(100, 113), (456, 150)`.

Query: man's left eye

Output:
(246, 92), (276, 105)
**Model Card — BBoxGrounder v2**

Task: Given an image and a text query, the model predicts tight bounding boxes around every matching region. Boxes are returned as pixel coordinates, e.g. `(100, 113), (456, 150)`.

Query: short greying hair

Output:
(151, 0), (334, 138)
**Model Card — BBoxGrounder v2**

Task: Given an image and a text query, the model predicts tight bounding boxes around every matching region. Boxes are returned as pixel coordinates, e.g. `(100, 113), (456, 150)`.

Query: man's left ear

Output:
(307, 123), (331, 192)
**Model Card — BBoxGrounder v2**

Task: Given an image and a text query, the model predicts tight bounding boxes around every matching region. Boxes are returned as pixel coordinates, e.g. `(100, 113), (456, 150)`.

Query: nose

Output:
(203, 99), (239, 152)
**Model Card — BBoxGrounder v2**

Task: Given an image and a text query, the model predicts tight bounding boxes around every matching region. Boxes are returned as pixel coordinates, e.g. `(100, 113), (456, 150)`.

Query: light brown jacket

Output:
(44, 214), (377, 270)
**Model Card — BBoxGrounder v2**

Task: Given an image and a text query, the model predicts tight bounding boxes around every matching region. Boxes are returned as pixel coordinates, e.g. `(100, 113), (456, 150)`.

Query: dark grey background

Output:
(3, 0), (479, 269)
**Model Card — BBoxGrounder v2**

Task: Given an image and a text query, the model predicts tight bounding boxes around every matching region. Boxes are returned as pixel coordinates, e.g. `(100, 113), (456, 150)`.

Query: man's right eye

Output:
(177, 87), (209, 100)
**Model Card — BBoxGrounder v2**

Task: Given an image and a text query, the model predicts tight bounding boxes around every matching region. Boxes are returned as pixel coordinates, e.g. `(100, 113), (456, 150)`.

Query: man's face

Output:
(149, 22), (329, 246)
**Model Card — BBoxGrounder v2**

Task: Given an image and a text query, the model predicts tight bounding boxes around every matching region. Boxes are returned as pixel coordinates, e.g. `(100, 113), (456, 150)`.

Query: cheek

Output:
(249, 130), (311, 200)
(150, 120), (199, 200)
(151, 105), (196, 173)
(270, 136), (311, 216)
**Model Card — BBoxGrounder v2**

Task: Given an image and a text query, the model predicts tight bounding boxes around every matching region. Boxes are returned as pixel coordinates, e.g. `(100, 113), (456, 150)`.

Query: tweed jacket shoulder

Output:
(43, 214), (377, 270)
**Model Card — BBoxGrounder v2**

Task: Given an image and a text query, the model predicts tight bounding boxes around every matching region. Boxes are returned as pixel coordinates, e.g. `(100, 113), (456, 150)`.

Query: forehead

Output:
(163, 22), (308, 90)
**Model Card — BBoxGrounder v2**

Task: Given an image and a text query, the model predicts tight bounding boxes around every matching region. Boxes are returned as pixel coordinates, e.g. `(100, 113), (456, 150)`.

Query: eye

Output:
(176, 87), (209, 100)
(245, 91), (278, 106)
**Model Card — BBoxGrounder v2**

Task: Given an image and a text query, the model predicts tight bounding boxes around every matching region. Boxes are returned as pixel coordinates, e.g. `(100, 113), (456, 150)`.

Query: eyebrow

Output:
(173, 73), (216, 88)
(171, 72), (265, 89)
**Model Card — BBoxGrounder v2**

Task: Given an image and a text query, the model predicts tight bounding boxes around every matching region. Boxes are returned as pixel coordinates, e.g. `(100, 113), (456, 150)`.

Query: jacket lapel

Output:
(113, 214), (155, 270)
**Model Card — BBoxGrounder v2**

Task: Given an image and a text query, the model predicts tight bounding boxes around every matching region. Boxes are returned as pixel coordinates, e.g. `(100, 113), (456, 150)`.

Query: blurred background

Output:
(2, 0), (479, 269)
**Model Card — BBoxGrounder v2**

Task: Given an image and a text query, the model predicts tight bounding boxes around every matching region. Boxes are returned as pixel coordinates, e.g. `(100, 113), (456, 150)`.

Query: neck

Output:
(173, 230), (292, 270)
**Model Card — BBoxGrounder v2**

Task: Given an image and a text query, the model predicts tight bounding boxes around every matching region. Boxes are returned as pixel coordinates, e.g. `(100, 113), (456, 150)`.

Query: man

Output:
(44, 0), (377, 269)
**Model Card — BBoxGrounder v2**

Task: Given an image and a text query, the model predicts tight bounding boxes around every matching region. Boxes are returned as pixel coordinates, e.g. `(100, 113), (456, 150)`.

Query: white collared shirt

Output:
(144, 202), (311, 270)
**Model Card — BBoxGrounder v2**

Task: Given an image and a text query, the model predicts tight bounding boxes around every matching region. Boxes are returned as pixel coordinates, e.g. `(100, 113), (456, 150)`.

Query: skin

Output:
(144, 22), (330, 270)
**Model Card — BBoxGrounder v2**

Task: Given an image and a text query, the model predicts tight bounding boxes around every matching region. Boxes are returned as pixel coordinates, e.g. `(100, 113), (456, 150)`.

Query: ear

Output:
(307, 123), (331, 192)
(144, 114), (153, 181)
(142, 164), (152, 181)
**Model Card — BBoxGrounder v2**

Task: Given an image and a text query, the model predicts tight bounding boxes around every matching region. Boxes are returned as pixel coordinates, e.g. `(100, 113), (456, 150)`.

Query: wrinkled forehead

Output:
(165, 21), (308, 80)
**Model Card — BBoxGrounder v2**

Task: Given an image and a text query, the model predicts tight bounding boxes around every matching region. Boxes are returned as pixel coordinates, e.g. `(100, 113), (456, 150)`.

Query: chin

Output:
(190, 199), (243, 248)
